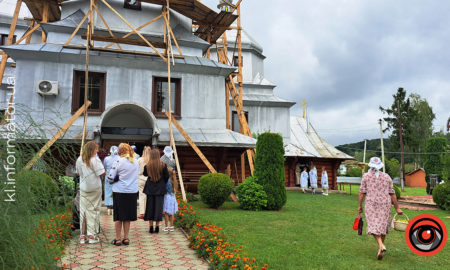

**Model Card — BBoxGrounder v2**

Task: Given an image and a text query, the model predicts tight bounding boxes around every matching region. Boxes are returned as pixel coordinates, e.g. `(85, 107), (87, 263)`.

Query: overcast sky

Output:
(203, 0), (450, 146)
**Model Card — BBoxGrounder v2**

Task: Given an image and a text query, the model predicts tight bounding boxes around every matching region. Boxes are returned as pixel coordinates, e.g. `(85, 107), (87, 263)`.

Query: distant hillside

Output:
(336, 139), (397, 162)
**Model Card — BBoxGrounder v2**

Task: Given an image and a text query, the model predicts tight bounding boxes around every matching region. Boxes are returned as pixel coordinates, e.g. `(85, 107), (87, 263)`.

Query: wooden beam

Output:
(103, 13), (164, 49)
(93, 4), (123, 51)
(64, 10), (91, 46)
(15, 23), (41, 45)
(82, 34), (166, 49)
(165, 112), (217, 173)
(99, 0), (167, 63)
(0, 0), (22, 87)
(41, 1), (49, 43)
(63, 45), (184, 59)
(24, 101), (92, 171)
(162, 14), (183, 57)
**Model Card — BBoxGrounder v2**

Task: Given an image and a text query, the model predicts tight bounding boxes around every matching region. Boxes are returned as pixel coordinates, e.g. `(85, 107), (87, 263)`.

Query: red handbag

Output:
(352, 217), (359, 230)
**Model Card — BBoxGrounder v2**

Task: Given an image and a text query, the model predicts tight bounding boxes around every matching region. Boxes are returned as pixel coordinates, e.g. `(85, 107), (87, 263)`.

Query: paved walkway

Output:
(61, 207), (208, 270)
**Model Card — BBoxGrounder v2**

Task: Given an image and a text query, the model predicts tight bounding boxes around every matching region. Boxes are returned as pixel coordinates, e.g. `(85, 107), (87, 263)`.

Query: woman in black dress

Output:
(143, 149), (169, 233)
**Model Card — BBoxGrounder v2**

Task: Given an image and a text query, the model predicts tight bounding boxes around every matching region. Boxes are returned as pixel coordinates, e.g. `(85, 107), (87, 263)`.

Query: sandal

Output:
(122, 238), (130, 245)
(377, 248), (384, 260)
(79, 235), (86, 244)
(111, 239), (122, 246)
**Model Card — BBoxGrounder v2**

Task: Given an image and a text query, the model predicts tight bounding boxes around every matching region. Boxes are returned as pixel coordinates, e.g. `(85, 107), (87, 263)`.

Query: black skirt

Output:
(144, 195), (165, 221)
(113, 192), (138, 222)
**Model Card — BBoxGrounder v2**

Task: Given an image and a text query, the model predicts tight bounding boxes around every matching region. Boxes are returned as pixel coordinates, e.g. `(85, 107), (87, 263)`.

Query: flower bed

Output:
(27, 205), (73, 269)
(175, 194), (269, 270)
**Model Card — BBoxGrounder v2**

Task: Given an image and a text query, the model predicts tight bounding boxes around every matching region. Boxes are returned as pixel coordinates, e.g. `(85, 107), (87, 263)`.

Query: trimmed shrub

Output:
(424, 137), (448, 193)
(236, 177), (268, 211)
(198, 173), (233, 209)
(16, 170), (58, 213)
(254, 132), (287, 210)
(432, 182), (450, 211)
(393, 184), (401, 199)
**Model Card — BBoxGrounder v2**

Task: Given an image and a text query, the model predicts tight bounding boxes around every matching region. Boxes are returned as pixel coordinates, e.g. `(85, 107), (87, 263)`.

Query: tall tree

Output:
(407, 94), (435, 166)
(379, 88), (435, 166)
(379, 87), (412, 151)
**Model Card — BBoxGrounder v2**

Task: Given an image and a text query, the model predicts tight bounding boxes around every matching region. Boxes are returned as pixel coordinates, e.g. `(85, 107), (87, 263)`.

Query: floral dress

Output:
(359, 170), (395, 235)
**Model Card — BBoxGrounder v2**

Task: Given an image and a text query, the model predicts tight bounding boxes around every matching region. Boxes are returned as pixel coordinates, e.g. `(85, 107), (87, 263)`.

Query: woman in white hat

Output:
(358, 157), (403, 260)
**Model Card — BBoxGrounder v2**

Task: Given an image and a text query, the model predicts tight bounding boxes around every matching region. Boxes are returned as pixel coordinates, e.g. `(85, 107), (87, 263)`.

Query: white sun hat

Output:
(368, 157), (384, 170)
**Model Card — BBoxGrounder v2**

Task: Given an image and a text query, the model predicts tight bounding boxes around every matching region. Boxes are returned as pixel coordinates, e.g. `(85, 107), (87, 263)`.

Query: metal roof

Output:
(157, 128), (256, 148)
(286, 116), (354, 159)
(0, 43), (236, 76)
(238, 93), (296, 107)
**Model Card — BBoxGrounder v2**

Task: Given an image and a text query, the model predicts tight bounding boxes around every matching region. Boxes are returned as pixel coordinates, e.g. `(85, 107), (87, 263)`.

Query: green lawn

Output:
(191, 191), (449, 270)
(339, 185), (428, 197)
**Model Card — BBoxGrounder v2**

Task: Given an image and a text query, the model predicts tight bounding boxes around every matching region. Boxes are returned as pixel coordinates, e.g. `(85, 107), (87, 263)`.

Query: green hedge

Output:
(16, 171), (58, 213)
(432, 182), (450, 211)
(236, 177), (267, 211)
(424, 137), (448, 193)
(198, 173), (233, 209)
(254, 132), (286, 210)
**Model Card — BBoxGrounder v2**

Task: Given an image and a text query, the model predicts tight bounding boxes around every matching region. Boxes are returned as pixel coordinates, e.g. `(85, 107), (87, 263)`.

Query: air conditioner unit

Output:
(36, 80), (58, 95)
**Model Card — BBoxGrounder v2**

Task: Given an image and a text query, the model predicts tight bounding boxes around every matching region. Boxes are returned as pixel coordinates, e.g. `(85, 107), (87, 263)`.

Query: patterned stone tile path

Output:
(61, 207), (208, 270)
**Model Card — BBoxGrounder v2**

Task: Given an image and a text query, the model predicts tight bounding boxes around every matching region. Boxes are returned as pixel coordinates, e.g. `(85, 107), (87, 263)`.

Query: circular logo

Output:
(405, 214), (447, 256)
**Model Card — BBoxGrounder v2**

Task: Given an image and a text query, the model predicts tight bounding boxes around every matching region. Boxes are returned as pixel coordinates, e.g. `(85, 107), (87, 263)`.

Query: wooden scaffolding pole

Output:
(26, 20), (35, 44)
(24, 101), (92, 170)
(41, 1), (49, 43)
(81, 0), (95, 150)
(93, 4), (123, 51)
(99, 0), (167, 63)
(14, 23), (41, 45)
(165, 0), (187, 202)
(0, 0), (22, 86)
(165, 112), (217, 173)
(236, 3), (246, 181)
(64, 10), (91, 46)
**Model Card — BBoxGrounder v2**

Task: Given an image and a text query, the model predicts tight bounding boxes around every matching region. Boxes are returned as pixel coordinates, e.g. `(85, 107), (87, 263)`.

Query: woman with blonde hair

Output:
(76, 141), (105, 244)
(108, 143), (139, 246)
(137, 146), (151, 219)
(143, 148), (169, 233)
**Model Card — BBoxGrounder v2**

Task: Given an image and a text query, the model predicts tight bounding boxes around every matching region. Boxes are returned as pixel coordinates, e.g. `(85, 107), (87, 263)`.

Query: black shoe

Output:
(155, 226), (159, 233)
(149, 226), (154, 234)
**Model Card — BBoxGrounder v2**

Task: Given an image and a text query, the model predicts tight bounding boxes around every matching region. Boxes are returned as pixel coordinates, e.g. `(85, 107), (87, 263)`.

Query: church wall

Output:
(11, 55), (227, 140)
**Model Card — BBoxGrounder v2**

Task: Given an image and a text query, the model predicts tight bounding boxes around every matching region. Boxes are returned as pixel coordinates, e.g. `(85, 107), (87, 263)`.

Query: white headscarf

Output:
(164, 146), (174, 161)
(110, 146), (119, 156)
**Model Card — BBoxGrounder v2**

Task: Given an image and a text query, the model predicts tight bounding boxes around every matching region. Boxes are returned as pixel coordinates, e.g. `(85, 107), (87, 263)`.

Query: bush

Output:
(236, 177), (267, 211)
(254, 132), (287, 210)
(16, 170), (58, 213)
(186, 192), (199, 202)
(393, 184), (401, 199)
(432, 182), (450, 210)
(386, 158), (401, 178)
(59, 176), (75, 197)
(346, 166), (363, 177)
(198, 173), (233, 209)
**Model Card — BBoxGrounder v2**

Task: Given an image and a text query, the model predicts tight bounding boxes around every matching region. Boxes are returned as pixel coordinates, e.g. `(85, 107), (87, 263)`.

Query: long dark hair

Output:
(146, 149), (165, 182)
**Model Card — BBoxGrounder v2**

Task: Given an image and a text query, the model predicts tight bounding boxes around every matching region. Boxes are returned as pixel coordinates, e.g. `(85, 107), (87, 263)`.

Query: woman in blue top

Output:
(309, 166), (318, 194)
(108, 144), (139, 246)
(103, 146), (119, 215)
(321, 167), (329, 196)
(300, 167), (308, 193)
(163, 168), (178, 232)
